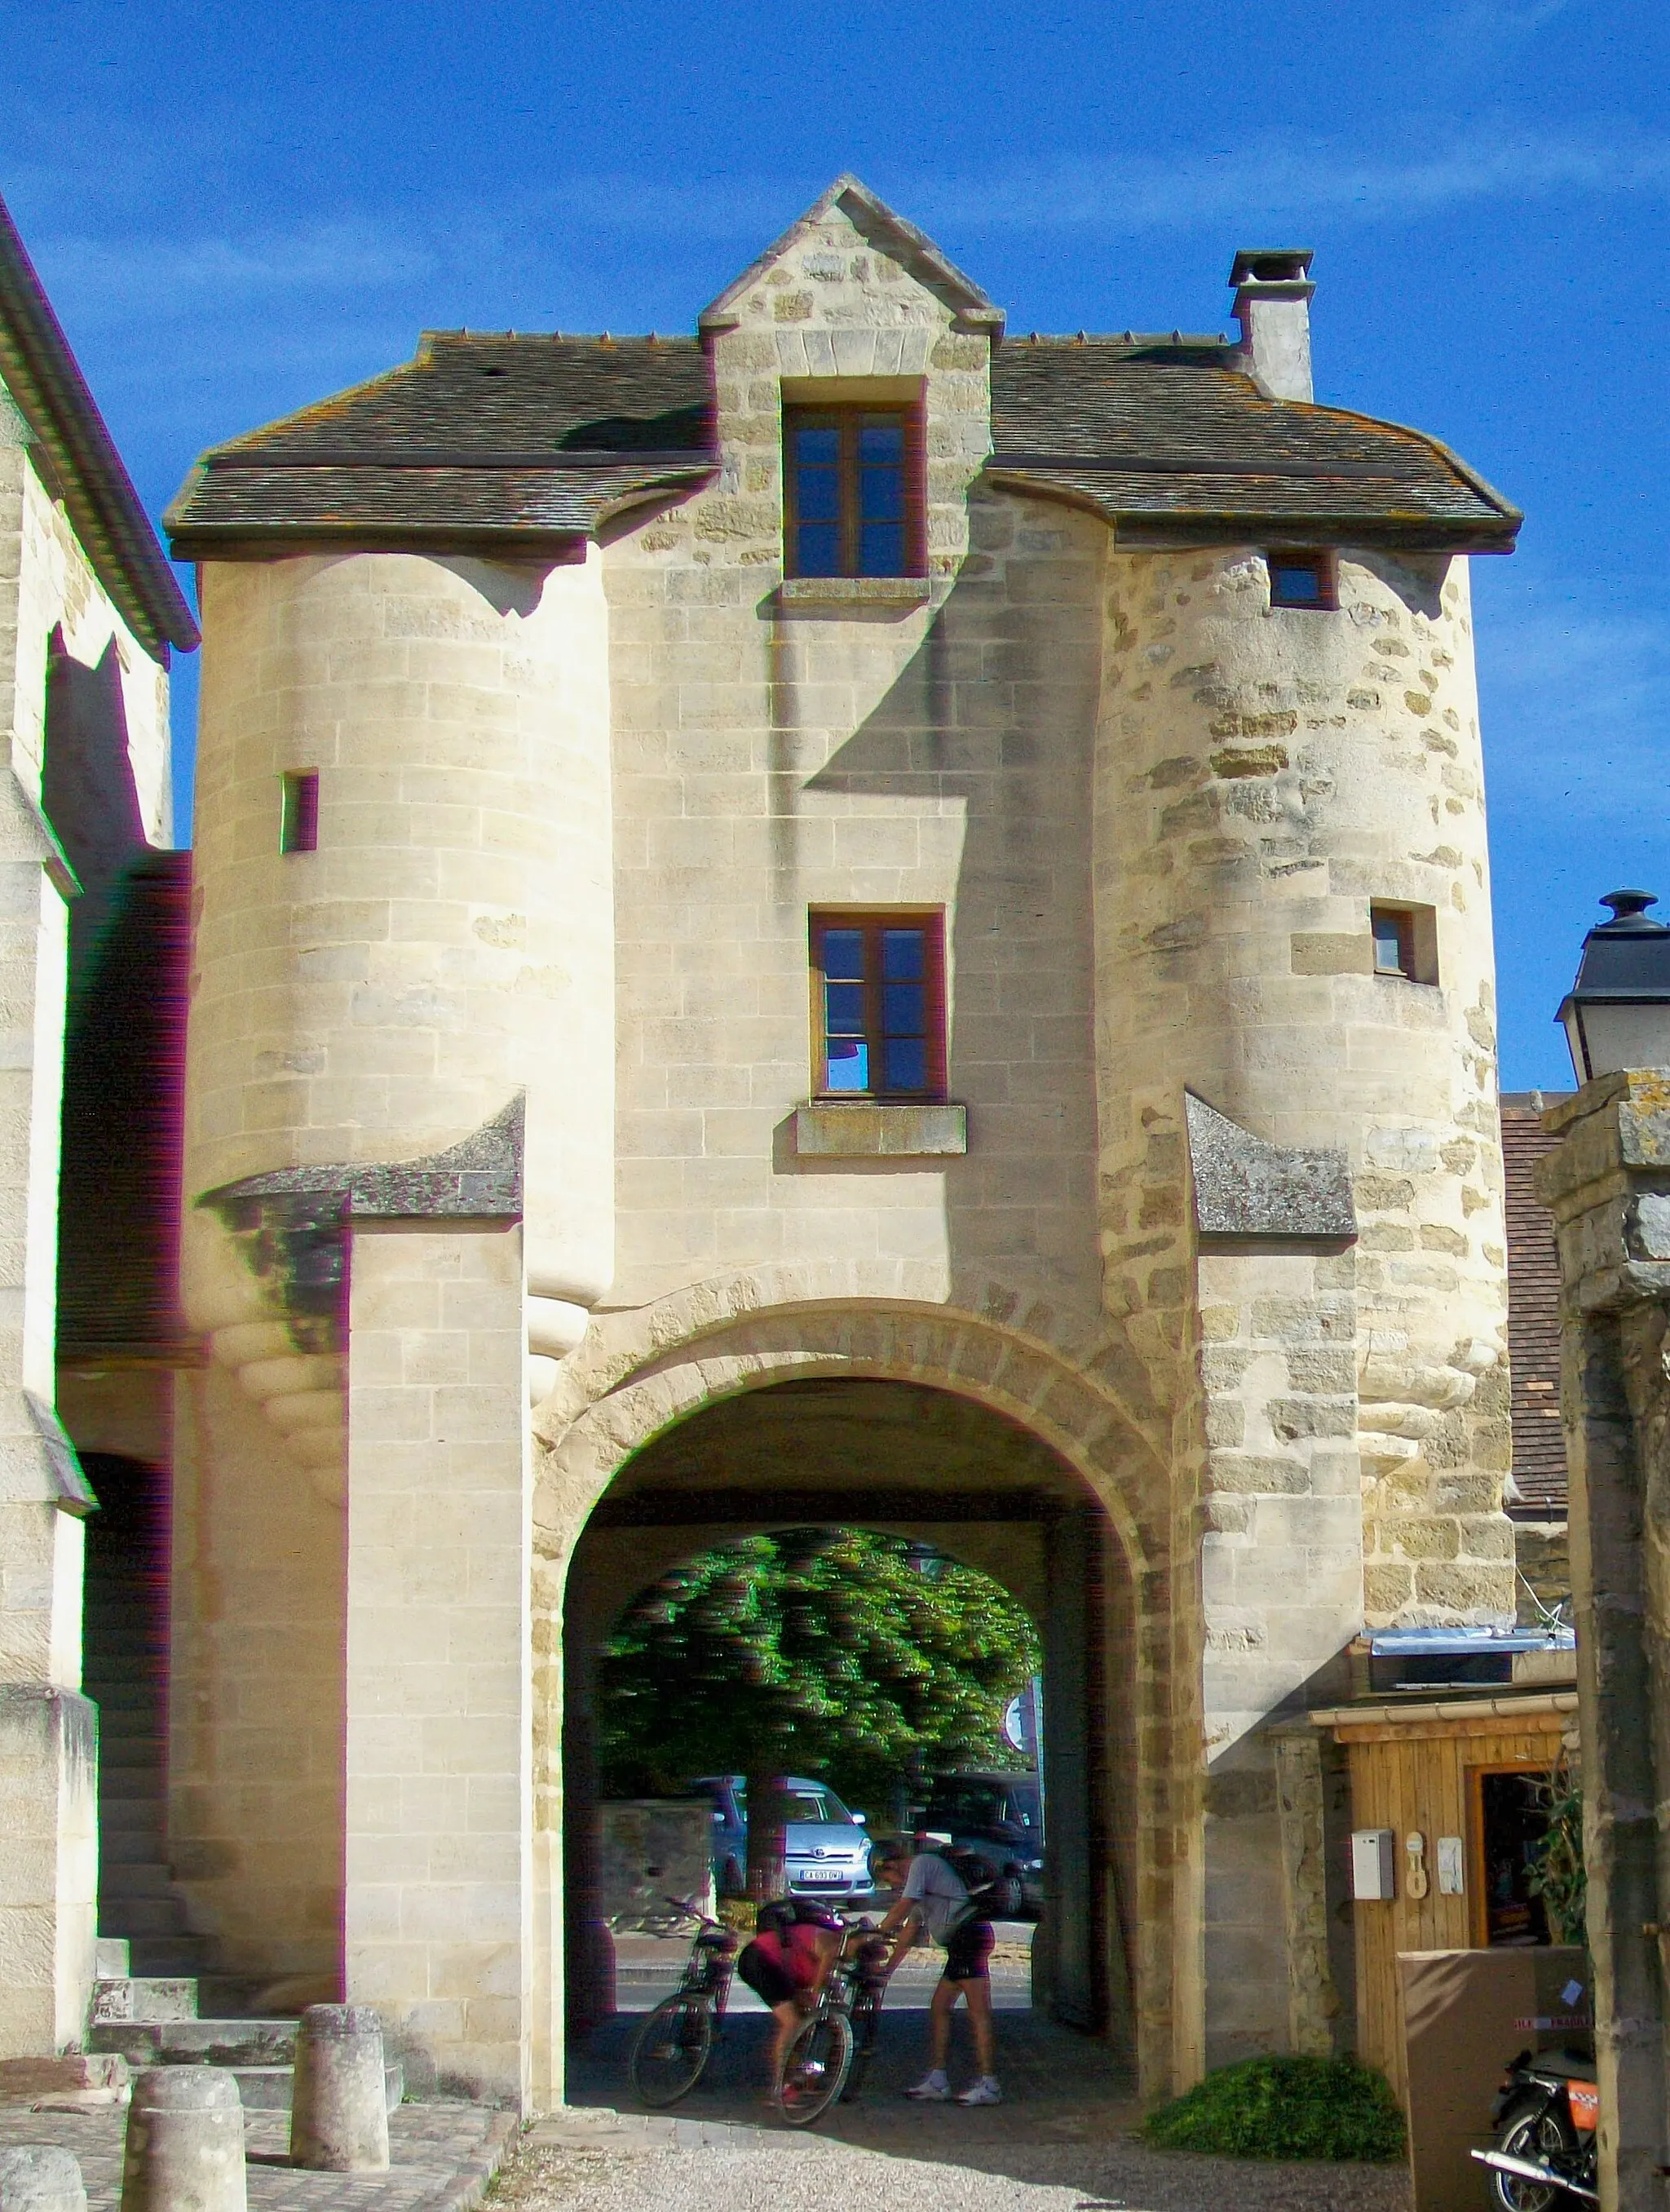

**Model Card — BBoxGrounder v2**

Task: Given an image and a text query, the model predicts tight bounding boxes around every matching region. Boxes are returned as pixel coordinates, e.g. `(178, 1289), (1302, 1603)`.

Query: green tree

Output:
(597, 1529), (1040, 1894)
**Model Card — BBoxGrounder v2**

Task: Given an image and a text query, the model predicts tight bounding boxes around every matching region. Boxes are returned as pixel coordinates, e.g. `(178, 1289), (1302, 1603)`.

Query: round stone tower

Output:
(182, 548), (616, 1363)
(1095, 544), (1511, 1628)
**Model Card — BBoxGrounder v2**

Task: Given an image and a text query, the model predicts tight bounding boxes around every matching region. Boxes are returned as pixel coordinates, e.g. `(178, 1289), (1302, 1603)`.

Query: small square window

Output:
(784, 407), (924, 580)
(1266, 550), (1337, 611)
(280, 771), (319, 854)
(1371, 901), (1438, 985)
(811, 910), (946, 1100)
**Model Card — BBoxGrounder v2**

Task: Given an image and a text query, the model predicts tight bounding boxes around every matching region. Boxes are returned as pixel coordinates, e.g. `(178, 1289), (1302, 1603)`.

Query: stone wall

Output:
(343, 1223), (530, 2104)
(0, 399), (173, 2054)
(1093, 546), (1512, 1635)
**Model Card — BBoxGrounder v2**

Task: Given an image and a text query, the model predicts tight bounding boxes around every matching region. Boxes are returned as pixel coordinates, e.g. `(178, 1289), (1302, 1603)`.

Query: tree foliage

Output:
(1527, 1755), (1588, 1947)
(597, 1528), (1040, 1807)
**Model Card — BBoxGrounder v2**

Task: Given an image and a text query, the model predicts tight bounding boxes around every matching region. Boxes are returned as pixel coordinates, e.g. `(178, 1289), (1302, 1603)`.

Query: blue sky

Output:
(4, 0), (1666, 1087)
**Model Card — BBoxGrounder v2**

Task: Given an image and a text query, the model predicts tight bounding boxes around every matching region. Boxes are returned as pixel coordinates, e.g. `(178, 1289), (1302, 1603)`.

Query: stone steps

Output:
(91, 2018), (302, 2066)
(87, 1989), (403, 2117)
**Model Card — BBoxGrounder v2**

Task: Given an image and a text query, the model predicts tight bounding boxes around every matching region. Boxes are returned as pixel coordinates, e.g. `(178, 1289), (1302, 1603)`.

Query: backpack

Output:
(755, 1896), (842, 1940)
(930, 1846), (1003, 1916)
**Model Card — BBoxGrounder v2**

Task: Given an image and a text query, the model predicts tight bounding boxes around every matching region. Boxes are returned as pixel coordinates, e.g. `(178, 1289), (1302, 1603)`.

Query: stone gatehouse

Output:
(148, 177), (1522, 2108)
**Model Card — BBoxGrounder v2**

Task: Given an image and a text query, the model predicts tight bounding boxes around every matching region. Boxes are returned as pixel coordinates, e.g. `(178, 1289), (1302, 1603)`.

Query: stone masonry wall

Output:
(0, 402), (170, 2054)
(603, 195), (1106, 1332)
(1093, 546), (1513, 1632)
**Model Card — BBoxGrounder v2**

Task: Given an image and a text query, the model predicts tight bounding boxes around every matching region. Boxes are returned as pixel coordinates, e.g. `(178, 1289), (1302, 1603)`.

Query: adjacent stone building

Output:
(0, 192), (195, 2058)
(160, 178), (1522, 2105)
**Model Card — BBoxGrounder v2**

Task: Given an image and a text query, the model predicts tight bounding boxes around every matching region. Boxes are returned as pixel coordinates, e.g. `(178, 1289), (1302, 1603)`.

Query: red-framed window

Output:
(810, 911), (946, 1101)
(1266, 548), (1338, 610)
(783, 406), (926, 579)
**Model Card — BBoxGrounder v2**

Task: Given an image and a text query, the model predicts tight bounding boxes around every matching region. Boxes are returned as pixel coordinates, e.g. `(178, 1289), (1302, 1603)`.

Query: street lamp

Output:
(1557, 890), (1670, 1084)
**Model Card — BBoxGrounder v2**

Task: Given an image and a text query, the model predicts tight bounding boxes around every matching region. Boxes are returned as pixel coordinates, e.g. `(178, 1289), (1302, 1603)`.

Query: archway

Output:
(559, 1376), (1138, 2069)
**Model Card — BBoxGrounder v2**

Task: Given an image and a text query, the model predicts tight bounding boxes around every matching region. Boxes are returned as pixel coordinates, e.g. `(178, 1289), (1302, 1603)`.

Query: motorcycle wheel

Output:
(1489, 2097), (1583, 2212)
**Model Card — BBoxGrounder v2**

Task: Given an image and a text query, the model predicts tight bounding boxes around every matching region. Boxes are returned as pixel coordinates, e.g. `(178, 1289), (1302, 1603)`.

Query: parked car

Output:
(917, 1770), (1045, 1918)
(693, 1775), (877, 1904)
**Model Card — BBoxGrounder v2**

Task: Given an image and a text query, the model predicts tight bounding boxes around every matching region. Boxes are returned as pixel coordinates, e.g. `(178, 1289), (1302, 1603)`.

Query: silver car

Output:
(695, 1775), (876, 1903)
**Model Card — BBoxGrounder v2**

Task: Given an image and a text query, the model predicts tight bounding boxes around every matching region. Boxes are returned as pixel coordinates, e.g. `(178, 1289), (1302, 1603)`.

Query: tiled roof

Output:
(0, 192), (197, 661)
(166, 334), (714, 553)
(1500, 1095), (1571, 1518)
(166, 330), (1518, 558)
(988, 339), (1518, 550)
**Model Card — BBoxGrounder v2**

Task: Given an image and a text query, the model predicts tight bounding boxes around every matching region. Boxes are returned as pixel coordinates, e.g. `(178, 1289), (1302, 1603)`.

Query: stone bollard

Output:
(0, 2148), (86, 2212)
(120, 2069), (246, 2212)
(289, 2006), (389, 2173)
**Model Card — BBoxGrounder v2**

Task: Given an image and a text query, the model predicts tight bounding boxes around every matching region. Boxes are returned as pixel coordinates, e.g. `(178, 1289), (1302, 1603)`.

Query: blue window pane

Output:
(794, 427), (839, 464)
(797, 522), (841, 576)
(826, 1039), (870, 1092)
(882, 983), (924, 1034)
(859, 523), (905, 577)
(1271, 561), (1323, 604)
(883, 1037), (927, 1091)
(859, 423), (904, 462)
(881, 930), (924, 980)
(796, 468), (841, 521)
(859, 468), (904, 521)
(821, 930), (864, 981)
(824, 982), (866, 1033)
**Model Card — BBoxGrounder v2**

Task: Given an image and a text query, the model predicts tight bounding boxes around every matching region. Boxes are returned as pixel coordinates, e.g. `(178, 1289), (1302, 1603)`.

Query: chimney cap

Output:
(1230, 249), (1314, 288)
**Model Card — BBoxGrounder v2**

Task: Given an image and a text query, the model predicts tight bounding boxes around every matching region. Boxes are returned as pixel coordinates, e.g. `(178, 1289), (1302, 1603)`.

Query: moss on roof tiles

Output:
(167, 329), (1518, 555)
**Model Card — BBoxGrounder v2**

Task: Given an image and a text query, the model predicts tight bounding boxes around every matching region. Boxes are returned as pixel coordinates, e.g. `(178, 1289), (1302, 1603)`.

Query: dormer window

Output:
(1266, 549), (1336, 610)
(784, 405), (923, 579)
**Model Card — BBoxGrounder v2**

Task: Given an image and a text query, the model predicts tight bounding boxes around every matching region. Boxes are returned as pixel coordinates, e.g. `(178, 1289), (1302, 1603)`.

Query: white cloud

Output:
(31, 222), (440, 325)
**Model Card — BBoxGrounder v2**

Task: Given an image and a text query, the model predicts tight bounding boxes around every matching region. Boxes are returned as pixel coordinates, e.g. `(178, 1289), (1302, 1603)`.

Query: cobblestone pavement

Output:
(554, 2011), (1412, 2210)
(0, 2099), (515, 2212)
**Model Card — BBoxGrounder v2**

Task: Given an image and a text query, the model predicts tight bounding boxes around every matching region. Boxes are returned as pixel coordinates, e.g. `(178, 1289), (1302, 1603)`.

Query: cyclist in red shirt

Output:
(736, 1900), (843, 2090)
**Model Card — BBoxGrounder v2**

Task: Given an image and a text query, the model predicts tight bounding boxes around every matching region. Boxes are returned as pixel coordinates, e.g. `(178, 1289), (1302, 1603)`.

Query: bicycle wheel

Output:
(838, 1990), (881, 2104)
(776, 2011), (853, 2127)
(628, 1995), (713, 2108)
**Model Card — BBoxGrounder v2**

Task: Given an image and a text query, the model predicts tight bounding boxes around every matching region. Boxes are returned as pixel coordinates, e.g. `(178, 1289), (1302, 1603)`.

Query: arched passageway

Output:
(561, 1377), (1138, 2063)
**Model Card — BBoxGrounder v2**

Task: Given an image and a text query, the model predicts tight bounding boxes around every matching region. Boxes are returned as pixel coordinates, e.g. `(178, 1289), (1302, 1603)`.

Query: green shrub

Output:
(1142, 2054), (1406, 2163)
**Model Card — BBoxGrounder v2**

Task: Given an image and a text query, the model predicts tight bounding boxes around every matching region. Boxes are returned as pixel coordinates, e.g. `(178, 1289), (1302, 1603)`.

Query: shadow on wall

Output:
(44, 628), (191, 1361)
(761, 492), (1107, 1327)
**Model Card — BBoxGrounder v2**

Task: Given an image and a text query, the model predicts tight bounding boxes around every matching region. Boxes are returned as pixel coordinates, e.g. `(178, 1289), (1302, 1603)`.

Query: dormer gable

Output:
(699, 175), (1005, 340)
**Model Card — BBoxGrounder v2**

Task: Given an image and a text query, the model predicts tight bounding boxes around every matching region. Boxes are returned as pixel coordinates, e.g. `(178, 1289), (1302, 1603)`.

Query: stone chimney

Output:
(1229, 249), (1315, 403)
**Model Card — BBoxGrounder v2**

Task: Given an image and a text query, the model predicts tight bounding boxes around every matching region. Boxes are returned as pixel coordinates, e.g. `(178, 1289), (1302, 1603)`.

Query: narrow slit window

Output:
(1266, 550), (1337, 610)
(784, 406), (923, 580)
(811, 911), (946, 1100)
(281, 771), (320, 854)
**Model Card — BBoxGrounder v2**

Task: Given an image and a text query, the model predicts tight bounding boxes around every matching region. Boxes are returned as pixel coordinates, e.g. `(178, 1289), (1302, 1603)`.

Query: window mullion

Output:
(842, 413), (859, 579)
(864, 921), (882, 1093)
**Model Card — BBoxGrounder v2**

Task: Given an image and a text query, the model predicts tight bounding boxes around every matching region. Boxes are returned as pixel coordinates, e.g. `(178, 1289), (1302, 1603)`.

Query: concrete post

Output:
(289, 2005), (389, 2173)
(1536, 1070), (1670, 2212)
(119, 2068), (246, 2212)
(0, 2148), (86, 2212)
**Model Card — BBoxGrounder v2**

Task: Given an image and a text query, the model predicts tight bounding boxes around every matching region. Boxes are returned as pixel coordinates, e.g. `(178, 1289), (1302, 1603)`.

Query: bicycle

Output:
(775, 1921), (890, 2127)
(625, 1895), (739, 2108)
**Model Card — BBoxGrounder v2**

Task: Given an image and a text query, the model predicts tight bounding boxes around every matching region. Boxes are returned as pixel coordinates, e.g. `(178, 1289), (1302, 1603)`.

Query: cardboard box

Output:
(1398, 1946), (1592, 2212)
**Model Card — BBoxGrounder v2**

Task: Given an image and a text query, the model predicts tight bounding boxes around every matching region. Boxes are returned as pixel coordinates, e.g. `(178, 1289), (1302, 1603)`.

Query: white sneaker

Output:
(958, 2077), (1002, 2106)
(905, 2070), (951, 2100)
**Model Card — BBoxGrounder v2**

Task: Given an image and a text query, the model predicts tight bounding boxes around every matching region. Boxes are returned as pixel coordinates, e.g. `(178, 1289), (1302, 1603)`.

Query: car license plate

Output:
(797, 1871), (846, 1883)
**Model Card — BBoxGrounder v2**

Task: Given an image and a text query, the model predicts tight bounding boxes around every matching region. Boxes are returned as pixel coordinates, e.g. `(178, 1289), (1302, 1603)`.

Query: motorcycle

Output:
(1471, 2047), (1599, 2209)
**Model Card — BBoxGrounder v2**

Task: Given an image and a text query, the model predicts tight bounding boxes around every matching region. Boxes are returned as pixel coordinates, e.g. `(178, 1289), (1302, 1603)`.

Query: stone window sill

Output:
(793, 1101), (967, 1158)
(780, 576), (931, 607)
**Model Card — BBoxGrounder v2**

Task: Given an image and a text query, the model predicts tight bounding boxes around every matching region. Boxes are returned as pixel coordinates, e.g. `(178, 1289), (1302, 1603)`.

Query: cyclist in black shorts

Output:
(872, 1838), (1001, 2106)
